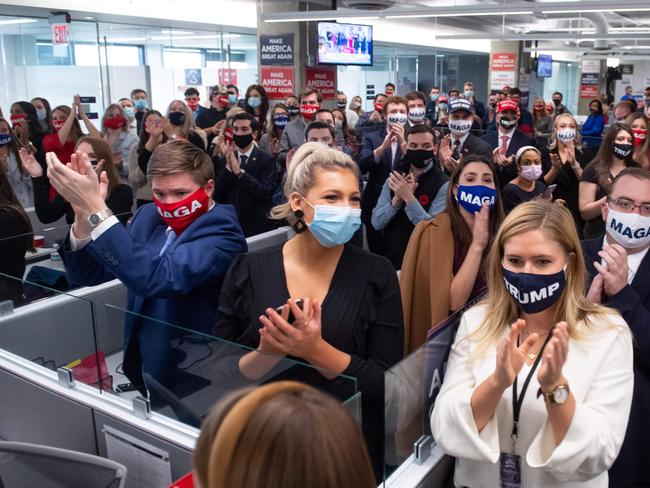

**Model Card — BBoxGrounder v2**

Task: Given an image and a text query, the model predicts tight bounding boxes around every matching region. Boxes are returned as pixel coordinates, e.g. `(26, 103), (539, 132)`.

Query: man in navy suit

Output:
(358, 95), (408, 254)
(482, 98), (535, 188)
(583, 168), (650, 488)
(213, 113), (277, 237)
(47, 141), (247, 393)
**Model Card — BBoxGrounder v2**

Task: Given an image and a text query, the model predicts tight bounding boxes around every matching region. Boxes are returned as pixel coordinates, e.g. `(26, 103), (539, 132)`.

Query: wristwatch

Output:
(87, 208), (114, 228)
(537, 384), (570, 404)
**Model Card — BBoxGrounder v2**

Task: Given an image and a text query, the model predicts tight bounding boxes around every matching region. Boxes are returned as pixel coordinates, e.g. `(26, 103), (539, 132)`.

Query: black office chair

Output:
(0, 441), (126, 488)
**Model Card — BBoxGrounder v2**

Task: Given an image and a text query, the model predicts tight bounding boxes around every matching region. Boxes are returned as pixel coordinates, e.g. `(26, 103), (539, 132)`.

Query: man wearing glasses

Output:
(583, 167), (650, 488)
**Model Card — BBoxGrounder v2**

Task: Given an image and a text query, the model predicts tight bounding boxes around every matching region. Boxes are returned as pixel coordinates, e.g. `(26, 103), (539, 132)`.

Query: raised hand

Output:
(470, 203), (490, 251)
(18, 147), (43, 177)
(493, 319), (539, 389)
(594, 244), (629, 297)
(537, 322), (569, 392)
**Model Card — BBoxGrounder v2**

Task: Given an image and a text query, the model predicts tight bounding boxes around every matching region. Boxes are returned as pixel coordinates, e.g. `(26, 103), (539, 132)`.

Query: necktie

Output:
(239, 154), (248, 167)
(500, 135), (509, 155)
(452, 139), (461, 160)
(159, 231), (176, 257)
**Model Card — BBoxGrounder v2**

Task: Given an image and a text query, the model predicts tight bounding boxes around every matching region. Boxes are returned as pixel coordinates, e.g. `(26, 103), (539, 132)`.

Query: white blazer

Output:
(431, 303), (633, 487)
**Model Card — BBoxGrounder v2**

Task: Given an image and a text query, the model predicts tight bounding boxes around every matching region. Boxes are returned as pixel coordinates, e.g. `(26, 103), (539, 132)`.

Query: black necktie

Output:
(452, 139), (461, 160)
(239, 154), (248, 167)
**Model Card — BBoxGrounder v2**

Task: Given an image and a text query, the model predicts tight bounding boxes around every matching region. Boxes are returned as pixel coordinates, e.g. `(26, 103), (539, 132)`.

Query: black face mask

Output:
(233, 133), (254, 149)
(287, 106), (300, 117)
(553, 99), (561, 107)
(337, 101), (347, 109)
(499, 117), (517, 129)
(612, 143), (633, 159)
(405, 149), (434, 169)
(169, 111), (185, 126)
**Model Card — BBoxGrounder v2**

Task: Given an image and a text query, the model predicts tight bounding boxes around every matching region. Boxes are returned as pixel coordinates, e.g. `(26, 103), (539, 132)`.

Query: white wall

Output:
(337, 67), (393, 112)
(614, 60), (650, 101)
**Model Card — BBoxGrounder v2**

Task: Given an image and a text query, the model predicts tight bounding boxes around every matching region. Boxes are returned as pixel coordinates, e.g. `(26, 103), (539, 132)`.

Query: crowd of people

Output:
(0, 78), (649, 487)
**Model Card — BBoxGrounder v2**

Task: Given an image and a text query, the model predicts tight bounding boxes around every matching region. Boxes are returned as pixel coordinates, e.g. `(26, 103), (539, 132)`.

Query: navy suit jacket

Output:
(61, 203), (247, 389)
(582, 237), (650, 488)
(482, 129), (535, 187)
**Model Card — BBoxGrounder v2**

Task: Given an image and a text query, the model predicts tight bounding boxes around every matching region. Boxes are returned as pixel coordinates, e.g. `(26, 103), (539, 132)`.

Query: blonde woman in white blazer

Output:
(432, 200), (633, 487)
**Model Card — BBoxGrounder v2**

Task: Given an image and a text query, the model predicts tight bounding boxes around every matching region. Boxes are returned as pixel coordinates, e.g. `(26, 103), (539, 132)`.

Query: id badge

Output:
(500, 452), (522, 488)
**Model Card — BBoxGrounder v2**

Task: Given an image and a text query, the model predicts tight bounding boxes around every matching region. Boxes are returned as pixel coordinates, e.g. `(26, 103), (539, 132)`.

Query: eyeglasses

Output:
(608, 198), (650, 216)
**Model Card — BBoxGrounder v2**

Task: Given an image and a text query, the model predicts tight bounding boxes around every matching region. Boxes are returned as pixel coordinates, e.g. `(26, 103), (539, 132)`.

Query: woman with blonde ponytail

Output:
(431, 200), (633, 487)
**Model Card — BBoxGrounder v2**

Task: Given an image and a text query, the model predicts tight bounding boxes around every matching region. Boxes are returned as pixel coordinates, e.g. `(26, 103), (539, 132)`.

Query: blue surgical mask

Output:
(273, 114), (289, 128)
(303, 198), (361, 247)
(247, 96), (262, 108)
(123, 107), (134, 119)
(464, 90), (474, 98)
(134, 99), (147, 111)
(501, 266), (566, 314)
(228, 94), (238, 105)
(456, 184), (497, 214)
(430, 94), (440, 102)
(0, 134), (11, 145)
(36, 108), (47, 121)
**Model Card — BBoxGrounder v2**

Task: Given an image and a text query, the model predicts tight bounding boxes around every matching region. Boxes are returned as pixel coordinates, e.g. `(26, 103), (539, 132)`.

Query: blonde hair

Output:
(548, 113), (583, 151)
(166, 99), (197, 137)
(469, 200), (618, 360)
(270, 142), (359, 225)
(193, 381), (375, 488)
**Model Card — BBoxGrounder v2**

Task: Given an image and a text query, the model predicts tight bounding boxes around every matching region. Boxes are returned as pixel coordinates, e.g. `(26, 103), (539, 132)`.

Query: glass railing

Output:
(383, 294), (485, 485)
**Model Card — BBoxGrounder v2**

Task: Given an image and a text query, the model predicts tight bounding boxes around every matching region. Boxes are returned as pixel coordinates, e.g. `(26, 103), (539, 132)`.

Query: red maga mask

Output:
(154, 187), (210, 235)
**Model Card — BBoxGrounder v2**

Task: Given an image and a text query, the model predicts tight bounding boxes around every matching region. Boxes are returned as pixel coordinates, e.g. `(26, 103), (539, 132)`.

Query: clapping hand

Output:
(439, 135), (459, 172)
(492, 147), (515, 167)
(493, 319), (539, 389)
(594, 244), (629, 297)
(537, 322), (569, 392)
(387, 171), (417, 204)
(18, 147), (43, 177)
(470, 203), (490, 251)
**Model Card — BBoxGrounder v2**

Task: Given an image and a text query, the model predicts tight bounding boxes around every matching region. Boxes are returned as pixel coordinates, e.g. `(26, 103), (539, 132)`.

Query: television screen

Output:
(317, 22), (373, 66)
(537, 54), (552, 78)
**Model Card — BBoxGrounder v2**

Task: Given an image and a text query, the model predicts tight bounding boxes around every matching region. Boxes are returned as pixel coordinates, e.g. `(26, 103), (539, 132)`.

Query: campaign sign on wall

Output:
(491, 52), (516, 71)
(261, 66), (295, 99)
(305, 66), (337, 100)
(260, 34), (294, 66)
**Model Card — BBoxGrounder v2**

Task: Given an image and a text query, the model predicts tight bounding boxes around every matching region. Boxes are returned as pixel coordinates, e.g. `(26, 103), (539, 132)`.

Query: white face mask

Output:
(606, 207), (650, 248)
(557, 128), (576, 143)
(408, 107), (426, 123)
(387, 112), (408, 127)
(448, 118), (472, 137)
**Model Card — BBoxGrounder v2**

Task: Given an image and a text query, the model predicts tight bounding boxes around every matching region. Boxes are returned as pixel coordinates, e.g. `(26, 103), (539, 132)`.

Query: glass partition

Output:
(383, 294), (485, 484)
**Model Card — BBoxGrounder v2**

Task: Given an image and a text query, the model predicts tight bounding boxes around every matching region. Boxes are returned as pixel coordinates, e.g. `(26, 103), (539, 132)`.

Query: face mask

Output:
(499, 117), (517, 130)
(247, 96), (262, 108)
(187, 100), (199, 111)
(287, 106), (300, 117)
(233, 133), (254, 149)
(351, 101), (361, 109)
(0, 134), (11, 145)
(489, 102), (497, 109)
(501, 266), (566, 314)
(456, 184), (497, 214)
(556, 128), (576, 143)
(632, 128), (647, 147)
(448, 118), (472, 137)
(52, 120), (66, 132)
(169, 111), (186, 126)
(553, 99), (561, 107)
(438, 103), (448, 111)
(612, 143), (633, 159)
(123, 107), (135, 119)
(228, 94), (238, 105)
(134, 99), (147, 111)
(303, 199), (361, 247)
(534, 105), (545, 112)
(154, 187), (210, 236)
(334, 120), (343, 130)
(10, 113), (26, 128)
(430, 94), (440, 102)
(374, 102), (384, 112)
(337, 101), (347, 109)
(104, 115), (125, 130)
(520, 164), (542, 181)
(606, 206), (650, 248)
(464, 90), (474, 98)
(405, 149), (433, 169)
(387, 112), (408, 127)
(36, 108), (47, 121)
(216, 94), (229, 106)
(386, 89), (394, 96)
(300, 103), (319, 121)
(408, 107), (426, 123)
(273, 114), (289, 128)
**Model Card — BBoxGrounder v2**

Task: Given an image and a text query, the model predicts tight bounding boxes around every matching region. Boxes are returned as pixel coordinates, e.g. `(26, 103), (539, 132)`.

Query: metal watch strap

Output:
(88, 208), (113, 227)
(536, 384), (569, 404)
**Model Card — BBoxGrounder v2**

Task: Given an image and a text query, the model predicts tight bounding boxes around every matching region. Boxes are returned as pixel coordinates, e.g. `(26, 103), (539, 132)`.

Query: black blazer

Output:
(456, 133), (493, 162)
(358, 127), (403, 223)
(482, 129), (535, 187)
(213, 146), (277, 237)
(582, 237), (650, 488)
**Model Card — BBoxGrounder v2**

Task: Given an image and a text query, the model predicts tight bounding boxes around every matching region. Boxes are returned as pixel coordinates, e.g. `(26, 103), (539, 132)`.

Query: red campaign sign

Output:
(580, 85), (599, 99)
(260, 66), (295, 99)
(305, 66), (337, 100)
(52, 24), (69, 45)
(218, 69), (237, 86)
(492, 52), (516, 71)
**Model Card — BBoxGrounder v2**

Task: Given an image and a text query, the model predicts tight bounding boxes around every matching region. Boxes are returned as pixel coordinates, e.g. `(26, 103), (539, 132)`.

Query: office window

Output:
(162, 48), (202, 68)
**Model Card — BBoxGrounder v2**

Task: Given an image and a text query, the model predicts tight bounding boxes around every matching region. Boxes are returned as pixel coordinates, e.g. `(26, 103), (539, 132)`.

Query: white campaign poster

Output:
(491, 71), (516, 90)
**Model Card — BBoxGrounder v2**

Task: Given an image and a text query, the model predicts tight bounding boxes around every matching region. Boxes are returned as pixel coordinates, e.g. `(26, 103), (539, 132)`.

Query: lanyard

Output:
(510, 330), (554, 448)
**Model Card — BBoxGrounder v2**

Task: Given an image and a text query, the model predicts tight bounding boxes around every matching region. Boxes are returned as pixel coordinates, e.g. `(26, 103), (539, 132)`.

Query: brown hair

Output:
(382, 95), (408, 116)
(299, 87), (323, 104)
(625, 112), (650, 168)
(51, 105), (84, 141)
(147, 140), (214, 185)
(193, 381), (375, 488)
(101, 103), (129, 133)
(607, 166), (650, 197)
(75, 137), (120, 196)
(0, 118), (26, 178)
(587, 123), (639, 190)
(0, 163), (33, 249)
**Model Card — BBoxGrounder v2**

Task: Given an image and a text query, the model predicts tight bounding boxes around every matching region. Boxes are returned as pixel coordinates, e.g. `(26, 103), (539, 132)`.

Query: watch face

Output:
(553, 386), (569, 403)
(89, 214), (100, 226)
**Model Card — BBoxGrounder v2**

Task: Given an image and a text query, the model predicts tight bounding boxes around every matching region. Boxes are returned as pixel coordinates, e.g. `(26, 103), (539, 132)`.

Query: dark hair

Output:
(385, 82), (396, 90)
(405, 91), (426, 105)
(0, 118), (25, 177)
(552, 91), (563, 99)
(269, 103), (288, 138)
(449, 88), (460, 96)
(332, 108), (349, 136)
(232, 112), (261, 133)
(446, 154), (505, 258)
(0, 163), (33, 250)
(406, 124), (437, 142)
(130, 88), (147, 99)
(30, 97), (53, 132)
(75, 136), (120, 196)
(184, 87), (200, 98)
(607, 167), (650, 197)
(299, 87), (323, 104)
(314, 108), (333, 120)
(244, 84), (269, 132)
(51, 105), (83, 141)
(508, 87), (522, 97)
(589, 99), (603, 116)
(226, 84), (239, 96)
(137, 110), (168, 155)
(373, 93), (386, 102)
(588, 123), (639, 190)
(305, 121), (336, 141)
(11, 101), (45, 140)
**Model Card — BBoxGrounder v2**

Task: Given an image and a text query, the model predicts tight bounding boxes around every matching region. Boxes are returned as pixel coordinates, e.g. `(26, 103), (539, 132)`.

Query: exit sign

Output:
(52, 24), (69, 45)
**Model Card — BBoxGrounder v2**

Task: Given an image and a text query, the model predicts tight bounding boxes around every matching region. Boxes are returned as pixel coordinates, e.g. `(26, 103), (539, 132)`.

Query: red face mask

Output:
(10, 113), (27, 128)
(534, 104), (545, 112)
(187, 100), (200, 111)
(52, 120), (66, 132)
(104, 115), (125, 130)
(633, 128), (648, 147)
(154, 187), (210, 236)
(374, 102), (383, 113)
(217, 94), (229, 106)
(300, 103), (319, 121)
